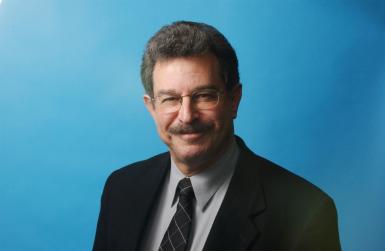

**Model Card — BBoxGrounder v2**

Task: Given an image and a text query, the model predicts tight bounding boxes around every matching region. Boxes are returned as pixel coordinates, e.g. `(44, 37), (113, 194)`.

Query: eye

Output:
(160, 96), (179, 104)
(193, 91), (218, 102)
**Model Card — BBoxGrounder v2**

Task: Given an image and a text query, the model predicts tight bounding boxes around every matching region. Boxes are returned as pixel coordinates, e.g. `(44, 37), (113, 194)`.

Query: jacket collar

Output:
(132, 153), (171, 250)
(134, 136), (267, 251)
(203, 136), (267, 250)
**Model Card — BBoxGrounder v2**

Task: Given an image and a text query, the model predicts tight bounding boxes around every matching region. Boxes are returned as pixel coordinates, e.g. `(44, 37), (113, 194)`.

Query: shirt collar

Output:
(169, 138), (239, 211)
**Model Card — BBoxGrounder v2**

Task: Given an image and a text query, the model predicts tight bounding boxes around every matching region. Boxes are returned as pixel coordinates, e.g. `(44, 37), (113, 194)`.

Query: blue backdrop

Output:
(1, 0), (384, 250)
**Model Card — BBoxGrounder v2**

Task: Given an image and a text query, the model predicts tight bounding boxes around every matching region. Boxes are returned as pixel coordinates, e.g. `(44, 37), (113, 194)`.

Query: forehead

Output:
(152, 54), (223, 94)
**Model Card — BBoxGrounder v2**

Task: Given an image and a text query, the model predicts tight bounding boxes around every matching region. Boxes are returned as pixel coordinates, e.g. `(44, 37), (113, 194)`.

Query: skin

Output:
(144, 53), (242, 176)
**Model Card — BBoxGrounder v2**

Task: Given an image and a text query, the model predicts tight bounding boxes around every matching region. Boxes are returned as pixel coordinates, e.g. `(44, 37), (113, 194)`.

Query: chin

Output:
(173, 145), (209, 164)
(167, 133), (230, 165)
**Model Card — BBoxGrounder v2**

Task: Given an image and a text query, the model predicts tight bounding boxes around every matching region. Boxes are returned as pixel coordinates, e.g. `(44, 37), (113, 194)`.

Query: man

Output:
(93, 21), (341, 251)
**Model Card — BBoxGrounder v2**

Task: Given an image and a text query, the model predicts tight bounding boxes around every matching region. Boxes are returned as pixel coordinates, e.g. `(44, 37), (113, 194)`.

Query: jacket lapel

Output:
(127, 153), (171, 250)
(203, 138), (266, 251)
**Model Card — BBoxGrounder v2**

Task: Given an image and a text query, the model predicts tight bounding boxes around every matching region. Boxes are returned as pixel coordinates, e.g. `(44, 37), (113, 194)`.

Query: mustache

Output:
(168, 122), (213, 135)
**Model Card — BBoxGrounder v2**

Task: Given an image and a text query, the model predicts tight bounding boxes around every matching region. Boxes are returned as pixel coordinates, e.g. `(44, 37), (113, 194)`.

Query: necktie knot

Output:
(177, 178), (194, 202)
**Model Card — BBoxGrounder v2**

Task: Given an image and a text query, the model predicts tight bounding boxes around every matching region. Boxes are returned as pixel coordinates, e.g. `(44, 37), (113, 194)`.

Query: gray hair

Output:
(140, 21), (239, 96)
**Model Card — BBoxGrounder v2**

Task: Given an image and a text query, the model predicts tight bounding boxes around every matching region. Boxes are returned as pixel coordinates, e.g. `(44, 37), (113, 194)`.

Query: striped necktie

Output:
(159, 178), (195, 251)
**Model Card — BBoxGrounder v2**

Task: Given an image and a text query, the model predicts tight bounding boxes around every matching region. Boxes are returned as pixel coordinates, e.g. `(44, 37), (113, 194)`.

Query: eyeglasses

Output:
(151, 89), (224, 114)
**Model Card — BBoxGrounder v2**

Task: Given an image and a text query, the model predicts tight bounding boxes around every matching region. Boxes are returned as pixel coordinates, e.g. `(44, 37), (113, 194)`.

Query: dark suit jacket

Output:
(93, 137), (341, 251)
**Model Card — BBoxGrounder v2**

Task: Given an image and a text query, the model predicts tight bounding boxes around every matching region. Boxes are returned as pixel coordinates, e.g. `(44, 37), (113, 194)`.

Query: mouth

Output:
(169, 122), (213, 142)
(178, 132), (205, 141)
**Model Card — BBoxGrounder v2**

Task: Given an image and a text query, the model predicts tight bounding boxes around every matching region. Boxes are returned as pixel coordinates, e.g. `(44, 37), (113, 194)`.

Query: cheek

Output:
(155, 114), (173, 134)
(200, 110), (226, 128)
(213, 110), (233, 134)
(214, 107), (230, 125)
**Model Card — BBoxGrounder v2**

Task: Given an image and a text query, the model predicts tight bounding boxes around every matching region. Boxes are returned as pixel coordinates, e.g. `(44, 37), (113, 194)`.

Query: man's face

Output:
(144, 53), (242, 171)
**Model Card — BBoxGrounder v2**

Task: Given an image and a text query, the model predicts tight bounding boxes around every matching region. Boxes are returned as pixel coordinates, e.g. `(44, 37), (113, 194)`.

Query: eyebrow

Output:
(156, 90), (179, 96)
(155, 85), (219, 96)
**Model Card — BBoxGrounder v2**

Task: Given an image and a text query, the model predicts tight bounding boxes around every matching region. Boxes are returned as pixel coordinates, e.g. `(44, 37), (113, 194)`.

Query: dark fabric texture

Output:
(92, 136), (341, 251)
(158, 178), (194, 251)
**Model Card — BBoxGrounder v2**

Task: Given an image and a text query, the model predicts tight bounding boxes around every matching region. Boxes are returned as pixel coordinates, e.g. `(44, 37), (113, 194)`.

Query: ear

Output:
(230, 84), (242, 119)
(143, 94), (156, 119)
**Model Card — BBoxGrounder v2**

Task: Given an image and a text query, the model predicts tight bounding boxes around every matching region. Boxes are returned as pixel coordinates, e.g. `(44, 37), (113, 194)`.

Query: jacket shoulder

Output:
(253, 153), (332, 203)
(104, 152), (170, 190)
(236, 140), (340, 250)
(236, 136), (331, 202)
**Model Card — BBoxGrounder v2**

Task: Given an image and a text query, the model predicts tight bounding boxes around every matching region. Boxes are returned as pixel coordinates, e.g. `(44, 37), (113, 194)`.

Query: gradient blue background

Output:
(1, 0), (384, 250)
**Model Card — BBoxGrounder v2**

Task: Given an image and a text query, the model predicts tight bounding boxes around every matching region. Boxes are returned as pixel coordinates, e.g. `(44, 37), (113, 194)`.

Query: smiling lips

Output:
(178, 132), (205, 141)
(170, 123), (212, 142)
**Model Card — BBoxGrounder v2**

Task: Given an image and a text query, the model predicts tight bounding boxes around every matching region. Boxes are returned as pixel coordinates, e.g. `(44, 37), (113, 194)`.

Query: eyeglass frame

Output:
(149, 88), (225, 114)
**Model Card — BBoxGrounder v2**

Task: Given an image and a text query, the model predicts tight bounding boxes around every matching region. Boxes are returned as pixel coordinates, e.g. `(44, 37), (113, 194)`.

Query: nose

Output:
(177, 96), (197, 124)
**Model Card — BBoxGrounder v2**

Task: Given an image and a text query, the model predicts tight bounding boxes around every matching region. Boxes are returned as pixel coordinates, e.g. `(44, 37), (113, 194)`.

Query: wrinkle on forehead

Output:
(155, 85), (220, 97)
(152, 54), (223, 96)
